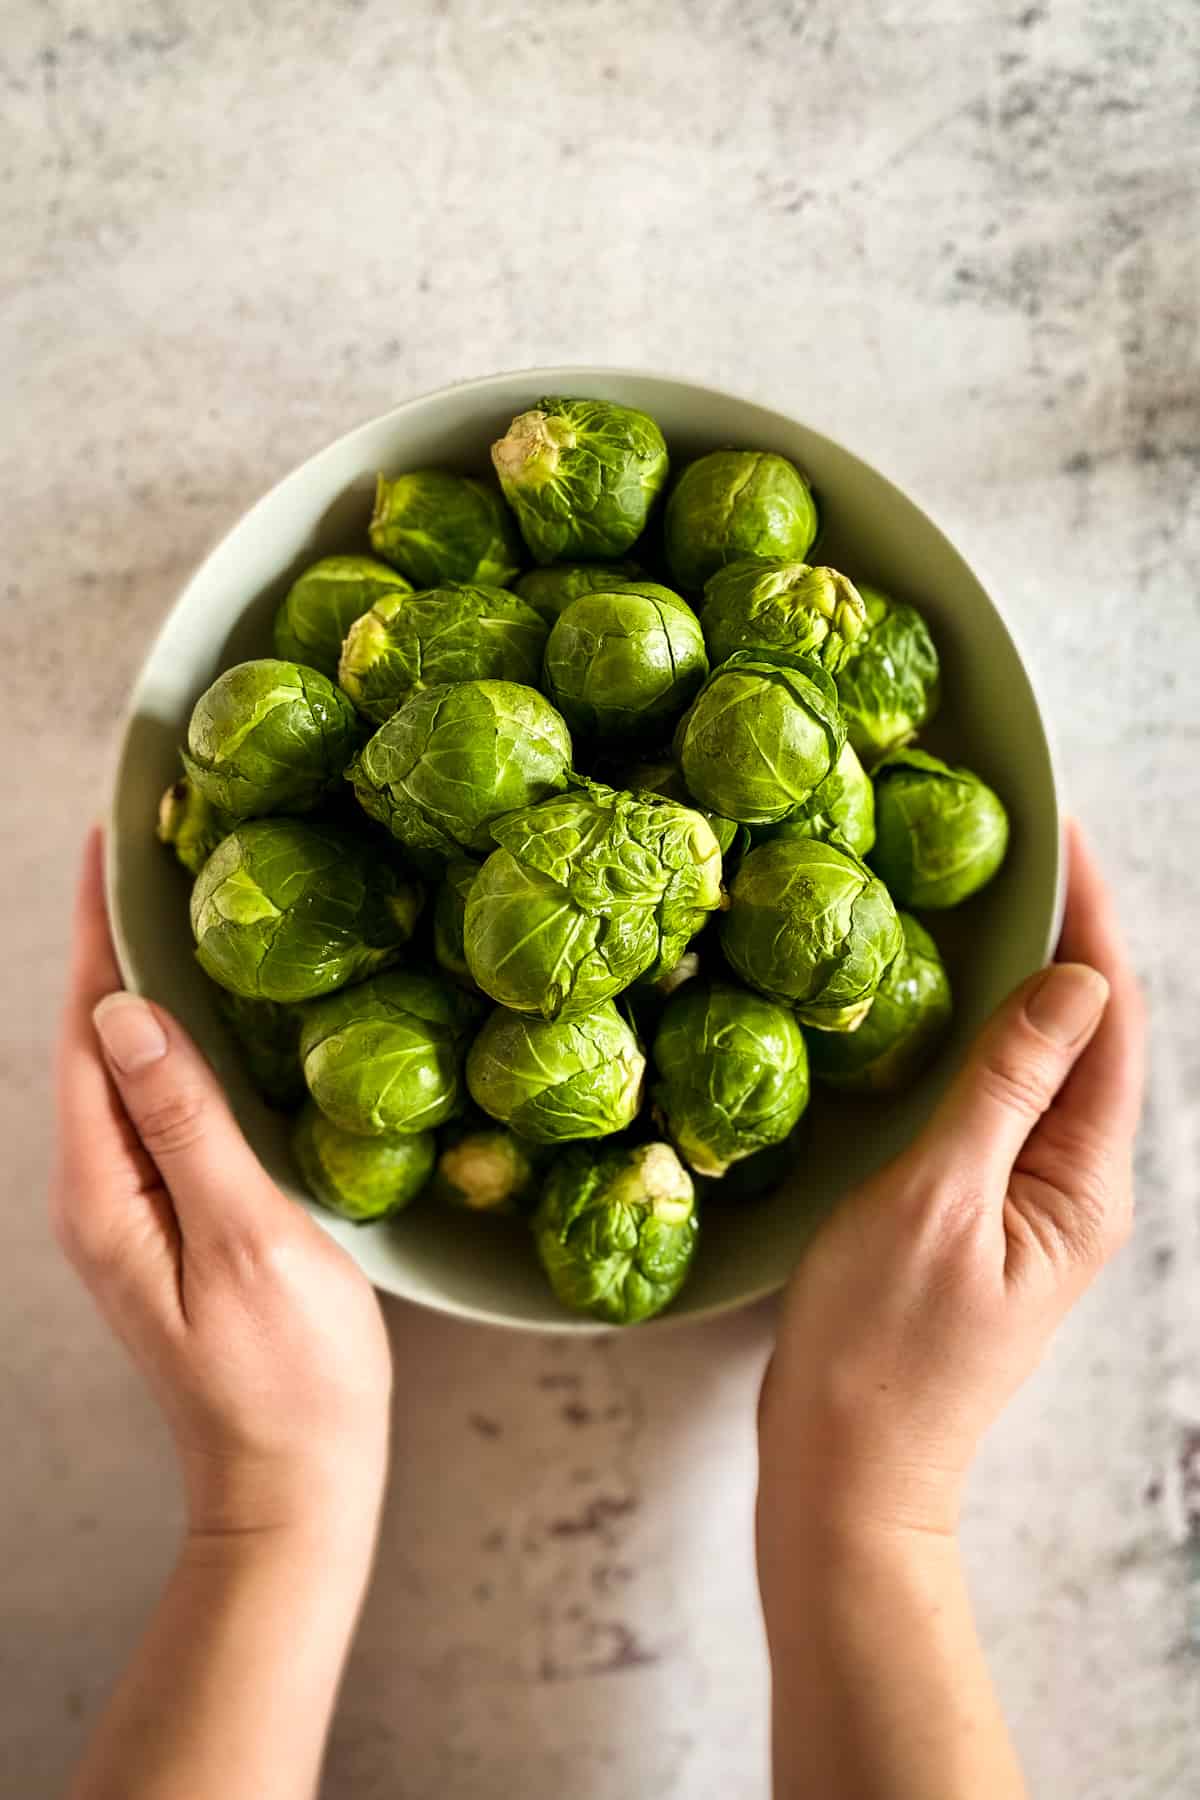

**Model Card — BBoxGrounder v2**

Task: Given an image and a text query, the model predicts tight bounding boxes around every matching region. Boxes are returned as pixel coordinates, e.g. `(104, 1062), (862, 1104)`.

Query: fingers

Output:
(929, 963), (1110, 1186)
(1052, 821), (1147, 1143)
(54, 830), (168, 1268)
(68, 826), (123, 1012)
(91, 992), (293, 1254)
(1000, 825), (1147, 1276)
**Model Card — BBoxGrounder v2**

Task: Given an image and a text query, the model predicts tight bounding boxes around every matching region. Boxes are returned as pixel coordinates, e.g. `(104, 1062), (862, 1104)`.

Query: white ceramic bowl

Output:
(108, 368), (1063, 1332)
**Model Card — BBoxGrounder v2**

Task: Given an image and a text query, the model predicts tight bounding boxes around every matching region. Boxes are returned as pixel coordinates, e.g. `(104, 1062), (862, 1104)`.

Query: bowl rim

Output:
(106, 363), (1065, 1335)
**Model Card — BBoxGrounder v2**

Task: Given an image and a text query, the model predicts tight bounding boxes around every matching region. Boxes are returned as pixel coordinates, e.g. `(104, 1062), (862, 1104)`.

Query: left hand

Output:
(51, 829), (393, 1546)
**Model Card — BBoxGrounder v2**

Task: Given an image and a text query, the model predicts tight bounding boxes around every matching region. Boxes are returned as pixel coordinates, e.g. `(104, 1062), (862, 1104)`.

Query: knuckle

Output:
(202, 1220), (286, 1287)
(134, 1086), (209, 1159)
(1028, 1114), (1126, 1263)
(975, 1051), (1055, 1122)
(52, 1198), (124, 1279)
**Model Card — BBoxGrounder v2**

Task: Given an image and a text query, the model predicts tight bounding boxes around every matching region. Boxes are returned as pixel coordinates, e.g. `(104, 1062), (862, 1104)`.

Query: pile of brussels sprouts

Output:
(158, 396), (1010, 1325)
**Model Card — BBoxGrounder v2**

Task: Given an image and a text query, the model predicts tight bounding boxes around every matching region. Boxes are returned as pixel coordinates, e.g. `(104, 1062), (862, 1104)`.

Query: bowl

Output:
(108, 367), (1063, 1332)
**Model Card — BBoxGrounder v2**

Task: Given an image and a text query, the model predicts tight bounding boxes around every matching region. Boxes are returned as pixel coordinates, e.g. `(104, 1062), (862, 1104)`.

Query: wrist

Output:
(757, 1429), (966, 1542)
(180, 1436), (388, 1551)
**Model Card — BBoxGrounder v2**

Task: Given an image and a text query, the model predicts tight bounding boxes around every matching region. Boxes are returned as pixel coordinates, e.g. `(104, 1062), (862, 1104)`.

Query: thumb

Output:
(92, 992), (293, 1249)
(929, 964), (1110, 1184)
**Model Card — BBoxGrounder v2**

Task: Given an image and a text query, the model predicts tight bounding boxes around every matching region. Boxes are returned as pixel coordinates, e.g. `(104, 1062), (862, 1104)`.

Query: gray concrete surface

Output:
(3, 2), (1198, 1794)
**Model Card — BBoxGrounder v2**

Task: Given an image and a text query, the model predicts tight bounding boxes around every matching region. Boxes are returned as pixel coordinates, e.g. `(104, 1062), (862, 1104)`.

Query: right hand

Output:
(51, 829), (393, 1545)
(758, 821), (1146, 1540)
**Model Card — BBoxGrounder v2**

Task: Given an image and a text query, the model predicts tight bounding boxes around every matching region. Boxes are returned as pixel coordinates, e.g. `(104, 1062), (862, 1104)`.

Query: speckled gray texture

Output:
(3, 3), (1198, 1795)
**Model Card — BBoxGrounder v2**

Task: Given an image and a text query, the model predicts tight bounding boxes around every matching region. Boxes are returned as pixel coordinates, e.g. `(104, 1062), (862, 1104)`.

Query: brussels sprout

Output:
(368, 470), (524, 588)
(430, 1124), (543, 1215)
(701, 560), (866, 673)
(190, 820), (421, 1002)
(491, 397), (669, 563)
(157, 777), (230, 876)
(808, 913), (952, 1093)
(464, 781), (724, 1019)
(533, 1142), (698, 1324)
(338, 584), (547, 726)
(870, 749), (1009, 908)
(433, 858), (481, 987)
(616, 759), (744, 860)
(348, 681), (572, 857)
(652, 983), (809, 1177)
(542, 582), (708, 741)
(466, 1001), (645, 1143)
(834, 586), (940, 763)
(514, 559), (643, 623)
(272, 556), (414, 680)
(664, 450), (819, 592)
(292, 1101), (435, 1221)
(721, 836), (903, 1030)
(675, 652), (845, 826)
(213, 991), (306, 1110)
(182, 660), (360, 821)
(299, 970), (479, 1137)
(761, 741), (875, 858)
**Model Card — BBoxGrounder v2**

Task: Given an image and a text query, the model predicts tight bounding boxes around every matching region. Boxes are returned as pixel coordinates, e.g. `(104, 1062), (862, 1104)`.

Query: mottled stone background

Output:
(3, 2), (1198, 1795)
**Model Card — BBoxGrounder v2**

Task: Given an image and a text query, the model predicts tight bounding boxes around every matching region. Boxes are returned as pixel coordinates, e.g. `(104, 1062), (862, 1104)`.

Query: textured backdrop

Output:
(3, 2), (1198, 1795)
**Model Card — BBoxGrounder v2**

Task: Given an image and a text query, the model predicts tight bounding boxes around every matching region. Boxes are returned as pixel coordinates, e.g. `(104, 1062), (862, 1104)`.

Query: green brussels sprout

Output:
(368, 470), (524, 588)
(464, 781), (724, 1019)
(430, 1124), (544, 1215)
(190, 820), (421, 1002)
(760, 741), (875, 858)
(721, 836), (903, 1030)
(675, 652), (845, 826)
(664, 450), (819, 591)
(338, 584), (547, 726)
(514, 559), (642, 623)
(348, 681), (572, 857)
(652, 982), (809, 1177)
(299, 970), (479, 1137)
(834, 586), (940, 764)
(870, 749), (1009, 908)
(433, 858), (481, 987)
(807, 913), (952, 1093)
(157, 777), (230, 876)
(616, 759), (744, 860)
(491, 397), (669, 563)
(542, 582), (708, 741)
(466, 1001), (645, 1143)
(701, 560), (866, 673)
(291, 1101), (435, 1221)
(182, 660), (360, 822)
(213, 991), (306, 1110)
(533, 1142), (698, 1324)
(272, 556), (414, 680)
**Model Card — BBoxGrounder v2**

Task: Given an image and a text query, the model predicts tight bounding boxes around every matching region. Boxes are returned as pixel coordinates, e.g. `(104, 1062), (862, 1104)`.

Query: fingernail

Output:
(1026, 963), (1109, 1046)
(93, 993), (168, 1073)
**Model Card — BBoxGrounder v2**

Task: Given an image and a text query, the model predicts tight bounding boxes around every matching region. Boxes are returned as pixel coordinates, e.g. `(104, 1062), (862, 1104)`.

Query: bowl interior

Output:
(108, 368), (1062, 1331)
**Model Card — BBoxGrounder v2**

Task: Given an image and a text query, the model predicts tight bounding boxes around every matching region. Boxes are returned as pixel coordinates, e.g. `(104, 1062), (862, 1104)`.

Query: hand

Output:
(759, 821), (1146, 1541)
(51, 829), (393, 1546)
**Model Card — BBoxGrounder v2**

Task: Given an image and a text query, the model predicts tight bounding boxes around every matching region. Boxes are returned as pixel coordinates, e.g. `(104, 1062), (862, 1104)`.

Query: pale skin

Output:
(54, 823), (1144, 1800)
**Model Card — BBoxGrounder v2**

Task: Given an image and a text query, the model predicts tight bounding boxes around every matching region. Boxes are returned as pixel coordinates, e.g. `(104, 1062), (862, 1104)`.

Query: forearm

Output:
(759, 1513), (1027, 1800)
(67, 1519), (378, 1800)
